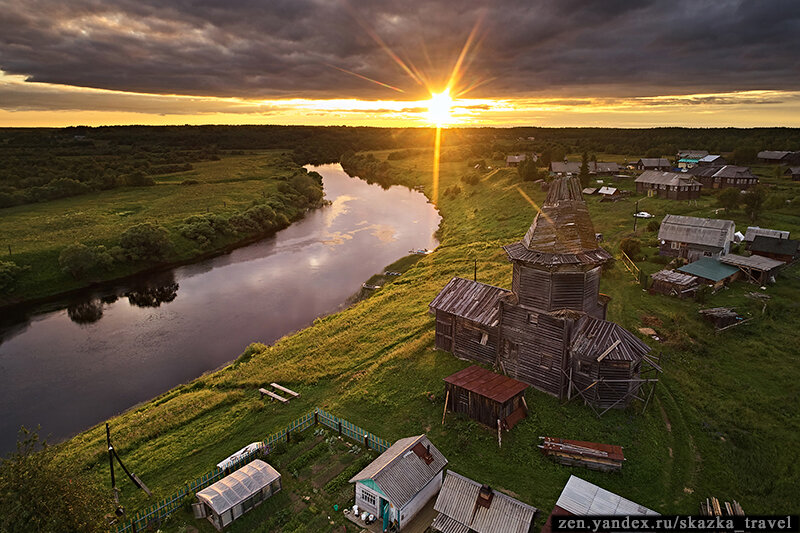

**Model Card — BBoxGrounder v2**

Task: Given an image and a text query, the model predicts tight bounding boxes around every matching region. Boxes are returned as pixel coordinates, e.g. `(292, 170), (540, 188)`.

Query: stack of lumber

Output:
(538, 436), (624, 472)
(700, 497), (745, 516)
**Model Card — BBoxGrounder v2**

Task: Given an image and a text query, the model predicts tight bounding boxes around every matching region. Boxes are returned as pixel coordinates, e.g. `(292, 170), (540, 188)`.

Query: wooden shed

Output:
(677, 258), (739, 290)
(649, 269), (699, 298)
(443, 365), (528, 431)
(719, 253), (785, 285)
(193, 460), (281, 531)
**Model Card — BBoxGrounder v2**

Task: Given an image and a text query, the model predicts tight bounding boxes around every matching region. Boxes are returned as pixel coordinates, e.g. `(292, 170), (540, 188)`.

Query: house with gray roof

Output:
(550, 161), (620, 175)
(635, 158), (671, 171)
(635, 171), (701, 200)
(744, 226), (790, 243)
(658, 214), (735, 262)
(432, 471), (538, 533)
(785, 167), (800, 180)
(678, 149), (709, 159)
(690, 165), (759, 190)
(350, 434), (447, 531)
(758, 150), (798, 163)
(697, 154), (725, 166)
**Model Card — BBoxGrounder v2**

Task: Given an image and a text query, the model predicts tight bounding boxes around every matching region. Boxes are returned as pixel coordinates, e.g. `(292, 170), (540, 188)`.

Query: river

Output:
(0, 164), (440, 454)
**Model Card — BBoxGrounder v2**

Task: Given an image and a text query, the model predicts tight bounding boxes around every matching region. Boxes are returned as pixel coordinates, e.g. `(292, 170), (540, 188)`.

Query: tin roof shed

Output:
(677, 258), (739, 282)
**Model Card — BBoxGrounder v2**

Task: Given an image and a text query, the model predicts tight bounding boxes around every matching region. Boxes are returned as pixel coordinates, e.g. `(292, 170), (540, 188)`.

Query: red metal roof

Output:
(539, 436), (625, 462)
(444, 365), (528, 404)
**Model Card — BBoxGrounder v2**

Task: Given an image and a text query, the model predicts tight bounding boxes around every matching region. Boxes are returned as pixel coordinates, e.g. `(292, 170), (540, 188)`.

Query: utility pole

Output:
(473, 259), (477, 282)
(633, 200), (639, 232)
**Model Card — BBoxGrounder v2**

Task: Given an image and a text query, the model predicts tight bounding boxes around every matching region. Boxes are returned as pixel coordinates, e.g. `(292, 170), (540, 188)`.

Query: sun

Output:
(426, 90), (455, 126)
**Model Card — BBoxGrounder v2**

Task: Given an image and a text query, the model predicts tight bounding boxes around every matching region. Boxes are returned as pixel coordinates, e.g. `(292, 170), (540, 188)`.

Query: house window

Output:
(704, 251), (712, 257)
(577, 361), (592, 375)
(479, 332), (489, 346)
(361, 488), (377, 507)
(670, 242), (681, 250)
(528, 313), (538, 324)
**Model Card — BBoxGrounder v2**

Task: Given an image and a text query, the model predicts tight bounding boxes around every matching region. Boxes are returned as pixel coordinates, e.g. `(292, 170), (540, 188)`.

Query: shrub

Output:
(58, 244), (97, 279)
(120, 222), (171, 261)
(619, 237), (641, 258)
(460, 172), (480, 186)
(646, 219), (659, 232)
(717, 187), (741, 212)
(178, 214), (232, 246)
(0, 260), (28, 293)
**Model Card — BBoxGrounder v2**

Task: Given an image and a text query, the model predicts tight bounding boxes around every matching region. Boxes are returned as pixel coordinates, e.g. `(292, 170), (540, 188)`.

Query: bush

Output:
(717, 187), (741, 212)
(646, 219), (659, 232)
(0, 260), (28, 293)
(178, 214), (232, 246)
(619, 237), (642, 258)
(460, 172), (480, 186)
(58, 244), (95, 279)
(120, 222), (171, 261)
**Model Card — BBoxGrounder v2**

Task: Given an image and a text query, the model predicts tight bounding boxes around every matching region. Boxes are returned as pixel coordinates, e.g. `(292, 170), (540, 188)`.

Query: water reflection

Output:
(66, 298), (104, 325)
(125, 273), (179, 308)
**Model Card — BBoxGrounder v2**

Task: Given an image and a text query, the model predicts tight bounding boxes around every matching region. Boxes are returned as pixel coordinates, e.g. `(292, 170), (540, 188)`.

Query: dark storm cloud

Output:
(0, 0), (799, 100)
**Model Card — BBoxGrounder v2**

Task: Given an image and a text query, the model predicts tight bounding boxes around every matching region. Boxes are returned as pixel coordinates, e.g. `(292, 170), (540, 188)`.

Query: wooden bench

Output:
(270, 383), (300, 398)
(259, 388), (289, 403)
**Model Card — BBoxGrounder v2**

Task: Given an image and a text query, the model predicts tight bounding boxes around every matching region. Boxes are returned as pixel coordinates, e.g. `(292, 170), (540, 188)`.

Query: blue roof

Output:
(677, 258), (738, 282)
(678, 158), (700, 163)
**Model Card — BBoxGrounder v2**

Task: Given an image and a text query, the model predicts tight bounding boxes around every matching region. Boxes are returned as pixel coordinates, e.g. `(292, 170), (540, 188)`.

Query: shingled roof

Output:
(429, 278), (511, 327)
(570, 315), (651, 362)
(635, 170), (700, 187)
(503, 177), (612, 267)
(350, 435), (447, 508)
(657, 214), (734, 248)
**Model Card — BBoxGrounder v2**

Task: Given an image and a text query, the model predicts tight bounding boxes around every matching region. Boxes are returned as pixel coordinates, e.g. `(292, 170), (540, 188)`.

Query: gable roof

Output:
(758, 150), (792, 160)
(657, 214), (734, 248)
(504, 177), (612, 266)
(710, 165), (756, 179)
(750, 235), (799, 256)
(785, 167), (800, 175)
(698, 154), (723, 163)
(350, 435), (447, 508)
(635, 170), (699, 187)
(433, 471), (537, 533)
(550, 161), (619, 174)
(507, 154), (527, 163)
(570, 315), (651, 362)
(678, 150), (708, 159)
(677, 258), (739, 282)
(719, 253), (784, 272)
(196, 460), (280, 516)
(555, 475), (657, 516)
(444, 365), (528, 404)
(429, 278), (511, 327)
(636, 158), (671, 168)
(744, 226), (789, 242)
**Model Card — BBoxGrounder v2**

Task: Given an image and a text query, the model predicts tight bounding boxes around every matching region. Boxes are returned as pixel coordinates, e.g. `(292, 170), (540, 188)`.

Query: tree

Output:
(717, 187), (742, 212)
(0, 261), (27, 294)
(120, 222), (171, 261)
(742, 185), (768, 222)
(732, 146), (758, 165)
(517, 156), (539, 181)
(540, 150), (552, 169)
(645, 147), (662, 158)
(619, 237), (642, 258)
(0, 428), (113, 532)
(59, 244), (97, 279)
(578, 151), (590, 188)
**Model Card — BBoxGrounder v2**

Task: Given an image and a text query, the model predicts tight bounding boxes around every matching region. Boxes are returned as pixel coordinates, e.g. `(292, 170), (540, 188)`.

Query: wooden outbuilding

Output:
(744, 226), (790, 244)
(635, 171), (702, 200)
(635, 158), (671, 171)
(749, 235), (799, 263)
(719, 253), (785, 284)
(690, 165), (759, 190)
(677, 258), (739, 290)
(649, 269), (699, 298)
(193, 460), (281, 531)
(443, 365), (528, 431)
(785, 167), (800, 180)
(432, 471), (538, 533)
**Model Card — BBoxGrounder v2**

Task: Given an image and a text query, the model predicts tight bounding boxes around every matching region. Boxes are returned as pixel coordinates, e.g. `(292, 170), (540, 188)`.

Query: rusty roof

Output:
(540, 437), (625, 462)
(504, 177), (612, 267)
(444, 365), (528, 404)
(570, 316), (651, 362)
(429, 278), (511, 327)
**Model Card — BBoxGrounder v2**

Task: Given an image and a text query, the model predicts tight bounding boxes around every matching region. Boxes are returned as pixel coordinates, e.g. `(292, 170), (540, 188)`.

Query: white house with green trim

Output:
(349, 434), (447, 531)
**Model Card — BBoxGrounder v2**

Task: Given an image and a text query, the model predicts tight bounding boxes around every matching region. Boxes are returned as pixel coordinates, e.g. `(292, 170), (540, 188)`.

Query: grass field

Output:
(50, 149), (800, 531)
(0, 150), (309, 304)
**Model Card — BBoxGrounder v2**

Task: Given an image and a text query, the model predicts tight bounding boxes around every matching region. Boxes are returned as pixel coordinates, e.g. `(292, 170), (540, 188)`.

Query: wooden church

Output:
(430, 177), (654, 411)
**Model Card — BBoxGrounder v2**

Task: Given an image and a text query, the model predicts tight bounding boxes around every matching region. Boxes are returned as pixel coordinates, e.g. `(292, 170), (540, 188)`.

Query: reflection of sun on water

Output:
(426, 90), (455, 126)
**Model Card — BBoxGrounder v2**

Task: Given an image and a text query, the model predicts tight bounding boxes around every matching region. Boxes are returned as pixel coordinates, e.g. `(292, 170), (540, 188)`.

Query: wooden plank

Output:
(596, 339), (621, 362)
(259, 388), (289, 403)
(270, 382), (300, 397)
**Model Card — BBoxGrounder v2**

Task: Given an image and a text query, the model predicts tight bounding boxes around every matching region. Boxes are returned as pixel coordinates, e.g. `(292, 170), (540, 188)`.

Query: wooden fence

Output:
(619, 249), (641, 282)
(112, 408), (387, 532)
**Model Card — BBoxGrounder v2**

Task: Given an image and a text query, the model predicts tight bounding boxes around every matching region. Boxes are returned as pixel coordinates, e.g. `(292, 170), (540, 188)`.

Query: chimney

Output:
(477, 485), (494, 509)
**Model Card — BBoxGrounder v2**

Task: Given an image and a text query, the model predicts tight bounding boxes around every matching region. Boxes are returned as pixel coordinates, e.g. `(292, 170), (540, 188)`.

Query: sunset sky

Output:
(1, 0), (799, 128)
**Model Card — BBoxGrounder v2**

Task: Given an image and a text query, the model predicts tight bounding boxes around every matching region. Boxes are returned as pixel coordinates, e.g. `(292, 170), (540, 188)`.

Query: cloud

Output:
(0, 0), (798, 105)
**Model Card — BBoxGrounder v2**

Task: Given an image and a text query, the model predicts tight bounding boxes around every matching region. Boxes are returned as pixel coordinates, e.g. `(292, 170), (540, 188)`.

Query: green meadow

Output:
(48, 149), (800, 531)
(0, 151), (308, 304)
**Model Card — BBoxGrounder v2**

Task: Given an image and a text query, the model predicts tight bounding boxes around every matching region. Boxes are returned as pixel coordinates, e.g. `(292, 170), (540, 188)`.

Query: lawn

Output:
(0, 150), (309, 303)
(51, 148), (800, 531)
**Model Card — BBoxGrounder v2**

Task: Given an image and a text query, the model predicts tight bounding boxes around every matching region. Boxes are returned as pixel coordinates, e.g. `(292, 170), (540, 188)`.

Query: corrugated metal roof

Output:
(719, 253), (785, 271)
(429, 278), (510, 326)
(757, 150), (792, 160)
(650, 269), (698, 286)
(787, 167), (800, 175)
(750, 236), (798, 257)
(432, 513), (470, 533)
(677, 258), (739, 282)
(657, 214), (734, 248)
(433, 471), (537, 533)
(745, 226), (790, 242)
(709, 165), (755, 179)
(678, 150), (709, 158)
(636, 158), (671, 168)
(698, 154), (722, 163)
(349, 435), (447, 508)
(556, 475), (658, 516)
(444, 365), (528, 404)
(570, 315), (651, 362)
(598, 186), (617, 195)
(196, 460), (280, 515)
(635, 170), (699, 187)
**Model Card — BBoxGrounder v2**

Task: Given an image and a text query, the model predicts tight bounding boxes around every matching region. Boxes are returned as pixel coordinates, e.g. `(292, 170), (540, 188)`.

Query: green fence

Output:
(112, 408), (388, 532)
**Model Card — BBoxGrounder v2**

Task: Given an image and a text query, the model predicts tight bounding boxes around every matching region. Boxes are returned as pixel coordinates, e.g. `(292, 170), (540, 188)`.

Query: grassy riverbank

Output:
(51, 149), (800, 531)
(0, 151), (322, 305)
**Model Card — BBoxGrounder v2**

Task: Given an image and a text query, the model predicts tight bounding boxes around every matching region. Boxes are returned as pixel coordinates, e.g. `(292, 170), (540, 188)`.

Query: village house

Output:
(635, 158), (671, 171)
(540, 475), (658, 533)
(634, 171), (702, 200)
(678, 149), (709, 159)
(657, 214), (735, 261)
(744, 226), (790, 244)
(430, 177), (653, 410)
(506, 154), (529, 167)
(677, 157), (700, 169)
(442, 365), (528, 431)
(550, 161), (620, 175)
(749, 235), (799, 263)
(349, 434), (447, 531)
(431, 471), (538, 533)
(785, 167), (800, 180)
(697, 154), (725, 166)
(758, 150), (800, 164)
(193, 460), (281, 531)
(689, 165), (759, 190)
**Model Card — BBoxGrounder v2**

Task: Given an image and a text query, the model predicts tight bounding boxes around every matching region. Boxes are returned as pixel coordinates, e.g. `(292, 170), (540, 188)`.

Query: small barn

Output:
(507, 154), (527, 167)
(635, 171), (702, 200)
(649, 269), (699, 298)
(697, 154), (725, 166)
(432, 471), (538, 533)
(785, 167), (800, 180)
(635, 158), (671, 171)
(678, 149), (709, 159)
(758, 150), (799, 164)
(550, 161), (620, 175)
(690, 165), (759, 190)
(540, 475), (658, 533)
(749, 235), (799, 263)
(597, 186), (619, 199)
(677, 258), (739, 290)
(350, 434), (447, 531)
(443, 365), (528, 431)
(719, 254), (785, 285)
(194, 460), (281, 531)
(744, 226), (790, 244)
(657, 214), (735, 261)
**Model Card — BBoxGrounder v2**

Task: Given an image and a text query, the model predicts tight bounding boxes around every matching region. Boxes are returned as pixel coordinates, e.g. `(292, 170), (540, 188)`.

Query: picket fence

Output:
(112, 408), (390, 532)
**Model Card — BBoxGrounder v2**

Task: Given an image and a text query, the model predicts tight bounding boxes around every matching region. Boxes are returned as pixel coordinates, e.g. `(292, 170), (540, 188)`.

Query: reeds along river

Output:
(0, 164), (440, 455)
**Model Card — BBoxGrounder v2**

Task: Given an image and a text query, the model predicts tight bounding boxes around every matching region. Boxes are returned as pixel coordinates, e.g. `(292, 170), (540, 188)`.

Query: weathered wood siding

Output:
(435, 310), (454, 352)
(514, 265), (602, 314)
(452, 317), (499, 365)
(445, 383), (523, 429)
